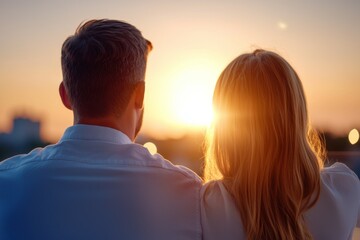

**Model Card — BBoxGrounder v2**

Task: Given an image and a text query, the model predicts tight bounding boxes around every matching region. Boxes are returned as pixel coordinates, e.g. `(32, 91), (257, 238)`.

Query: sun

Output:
(170, 66), (217, 127)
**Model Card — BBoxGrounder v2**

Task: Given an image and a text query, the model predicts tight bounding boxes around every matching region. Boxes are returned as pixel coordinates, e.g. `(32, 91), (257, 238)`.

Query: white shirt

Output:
(0, 124), (202, 240)
(201, 162), (360, 240)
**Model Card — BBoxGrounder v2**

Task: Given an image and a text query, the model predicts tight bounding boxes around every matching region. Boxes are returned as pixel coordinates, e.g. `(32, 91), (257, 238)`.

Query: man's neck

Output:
(75, 116), (135, 142)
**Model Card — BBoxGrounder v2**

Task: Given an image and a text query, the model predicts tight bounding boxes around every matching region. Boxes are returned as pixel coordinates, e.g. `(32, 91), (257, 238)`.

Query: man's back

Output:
(0, 125), (202, 240)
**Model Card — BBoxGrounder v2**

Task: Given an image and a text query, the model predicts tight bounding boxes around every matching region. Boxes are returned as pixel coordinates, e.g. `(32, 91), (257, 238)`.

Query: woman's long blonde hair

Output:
(205, 49), (324, 240)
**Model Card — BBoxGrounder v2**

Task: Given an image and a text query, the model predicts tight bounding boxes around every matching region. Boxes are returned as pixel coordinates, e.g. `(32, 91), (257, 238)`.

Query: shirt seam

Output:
(195, 183), (202, 239)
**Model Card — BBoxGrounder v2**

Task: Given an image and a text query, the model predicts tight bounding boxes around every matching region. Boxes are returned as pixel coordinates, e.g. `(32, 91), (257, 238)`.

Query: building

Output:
(0, 116), (44, 160)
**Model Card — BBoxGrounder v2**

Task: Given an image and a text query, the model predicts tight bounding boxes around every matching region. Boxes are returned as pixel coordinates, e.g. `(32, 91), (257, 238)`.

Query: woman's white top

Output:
(201, 162), (360, 240)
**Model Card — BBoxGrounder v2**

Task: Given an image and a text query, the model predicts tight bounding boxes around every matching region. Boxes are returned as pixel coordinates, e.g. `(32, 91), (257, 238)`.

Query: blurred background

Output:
(0, 0), (359, 178)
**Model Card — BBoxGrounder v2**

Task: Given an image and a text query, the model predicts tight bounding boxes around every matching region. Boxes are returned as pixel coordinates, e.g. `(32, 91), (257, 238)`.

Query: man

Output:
(0, 19), (202, 240)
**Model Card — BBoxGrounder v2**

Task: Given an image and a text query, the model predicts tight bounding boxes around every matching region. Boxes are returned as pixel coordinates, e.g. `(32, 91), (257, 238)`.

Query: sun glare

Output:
(170, 66), (217, 127)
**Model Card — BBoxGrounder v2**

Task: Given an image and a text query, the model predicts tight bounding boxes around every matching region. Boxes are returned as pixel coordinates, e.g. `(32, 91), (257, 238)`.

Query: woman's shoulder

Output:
(304, 162), (360, 238)
(201, 180), (231, 216)
(201, 180), (229, 201)
(201, 180), (239, 213)
(321, 162), (360, 192)
(322, 162), (358, 177)
(319, 162), (360, 210)
(201, 180), (245, 240)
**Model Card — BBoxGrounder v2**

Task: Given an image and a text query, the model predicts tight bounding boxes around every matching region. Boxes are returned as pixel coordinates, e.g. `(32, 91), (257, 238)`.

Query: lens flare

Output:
(348, 128), (359, 145)
(143, 142), (158, 154)
(277, 21), (288, 30)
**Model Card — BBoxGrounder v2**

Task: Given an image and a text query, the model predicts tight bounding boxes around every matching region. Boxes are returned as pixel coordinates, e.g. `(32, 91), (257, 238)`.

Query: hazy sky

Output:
(0, 0), (359, 141)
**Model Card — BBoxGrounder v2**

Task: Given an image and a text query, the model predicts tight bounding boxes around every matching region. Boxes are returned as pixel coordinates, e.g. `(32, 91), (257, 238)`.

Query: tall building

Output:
(0, 116), (43, 158)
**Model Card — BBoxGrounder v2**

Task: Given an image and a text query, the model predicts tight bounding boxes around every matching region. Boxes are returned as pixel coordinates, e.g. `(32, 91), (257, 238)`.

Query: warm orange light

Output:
(169, 65), (217, 127)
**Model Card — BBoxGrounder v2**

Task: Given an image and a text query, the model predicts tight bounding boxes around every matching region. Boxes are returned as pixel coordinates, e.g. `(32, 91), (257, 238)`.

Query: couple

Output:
(0, 19), (359, 240)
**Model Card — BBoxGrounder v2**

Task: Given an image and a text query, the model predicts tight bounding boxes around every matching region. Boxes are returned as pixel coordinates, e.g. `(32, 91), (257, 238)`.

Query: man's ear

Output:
(134, 81), (145, 109)
(59, 81), (72, 110)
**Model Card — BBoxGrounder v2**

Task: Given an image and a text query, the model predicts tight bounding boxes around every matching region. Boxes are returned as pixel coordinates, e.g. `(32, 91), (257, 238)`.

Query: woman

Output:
(201, 49), (360, 240)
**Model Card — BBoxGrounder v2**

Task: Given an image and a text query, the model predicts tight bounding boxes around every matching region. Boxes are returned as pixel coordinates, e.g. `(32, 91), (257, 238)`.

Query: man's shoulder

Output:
(0, 142), (203, 185)
(0, 147), (46, 171)
(120, 143), (203, 184)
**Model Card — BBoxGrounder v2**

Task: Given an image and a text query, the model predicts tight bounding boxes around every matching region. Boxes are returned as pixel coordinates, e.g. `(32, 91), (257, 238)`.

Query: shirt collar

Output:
(59, 124), (132, 145)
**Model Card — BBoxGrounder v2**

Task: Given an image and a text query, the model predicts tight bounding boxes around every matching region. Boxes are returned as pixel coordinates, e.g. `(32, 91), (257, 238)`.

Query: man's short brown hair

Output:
(61, 19), (152, 117)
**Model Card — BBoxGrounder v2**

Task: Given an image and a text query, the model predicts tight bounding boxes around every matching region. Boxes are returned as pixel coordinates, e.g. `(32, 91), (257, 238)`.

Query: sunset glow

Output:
(0, 1), (360, 142)
(169, 66), (216, 127)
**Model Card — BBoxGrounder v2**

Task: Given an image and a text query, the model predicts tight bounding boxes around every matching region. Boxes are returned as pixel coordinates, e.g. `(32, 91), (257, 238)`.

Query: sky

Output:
(0, 0), (359, 142)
